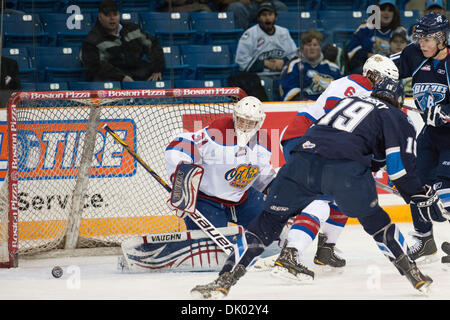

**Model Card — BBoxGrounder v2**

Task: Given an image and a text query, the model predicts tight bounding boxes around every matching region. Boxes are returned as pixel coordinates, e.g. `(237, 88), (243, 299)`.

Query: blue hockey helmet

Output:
(413, 12), (449, 43)
(371, 77), (405, 108)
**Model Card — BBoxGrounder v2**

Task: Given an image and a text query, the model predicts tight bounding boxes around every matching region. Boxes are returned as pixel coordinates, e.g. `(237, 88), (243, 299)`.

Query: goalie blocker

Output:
(169, 162), (204, 218)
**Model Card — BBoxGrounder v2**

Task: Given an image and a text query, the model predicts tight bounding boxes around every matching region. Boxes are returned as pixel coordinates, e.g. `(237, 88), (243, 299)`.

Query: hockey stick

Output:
(103, 124), (235, 255)
(375, 180), (402, 197)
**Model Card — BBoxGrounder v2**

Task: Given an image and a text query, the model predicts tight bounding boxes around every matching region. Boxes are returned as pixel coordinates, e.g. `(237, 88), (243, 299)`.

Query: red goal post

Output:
(0, 87), (246, 268)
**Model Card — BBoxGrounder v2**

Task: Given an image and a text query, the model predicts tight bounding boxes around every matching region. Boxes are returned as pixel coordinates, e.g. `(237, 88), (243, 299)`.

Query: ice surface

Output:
(1, 222), (449, 301)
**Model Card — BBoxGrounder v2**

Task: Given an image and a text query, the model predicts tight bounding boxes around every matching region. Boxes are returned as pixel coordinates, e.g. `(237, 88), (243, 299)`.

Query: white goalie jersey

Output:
(165, 118), (276, 203)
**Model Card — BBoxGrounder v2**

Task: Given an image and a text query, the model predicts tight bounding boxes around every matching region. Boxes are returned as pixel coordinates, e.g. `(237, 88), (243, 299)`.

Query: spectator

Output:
(389, 28), (409, 54)
(0, 56), (21, 108)
(217, 0), (288, 30)
(234, 2), (297, 77)
(322, 44), (339, 64)
(425, 0), (446, 15)
(81, 0), (165, 82)
(347, 0), (407, 74)
(389, 28), (412, 96)
(279, 29), (342, 101)
(157, 0), (212, 12)
(408, 0), (446, 38)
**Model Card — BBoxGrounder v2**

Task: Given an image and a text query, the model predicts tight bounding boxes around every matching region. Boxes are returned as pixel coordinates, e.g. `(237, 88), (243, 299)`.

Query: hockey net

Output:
(0, 87), (246, 267)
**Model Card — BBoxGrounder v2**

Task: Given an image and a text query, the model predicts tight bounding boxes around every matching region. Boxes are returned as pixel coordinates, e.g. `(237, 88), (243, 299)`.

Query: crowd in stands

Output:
(1, 0), (449, 107)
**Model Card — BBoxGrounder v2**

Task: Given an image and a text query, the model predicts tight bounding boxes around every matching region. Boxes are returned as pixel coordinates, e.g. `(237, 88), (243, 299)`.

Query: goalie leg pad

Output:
(120, 226), (242, 272)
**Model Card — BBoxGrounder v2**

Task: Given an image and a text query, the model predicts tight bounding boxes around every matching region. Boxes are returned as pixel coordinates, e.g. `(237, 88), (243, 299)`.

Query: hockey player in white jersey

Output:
(234, 2), (297, 76)
(271, 54), (400, 281)
(118, 96), (277, 272)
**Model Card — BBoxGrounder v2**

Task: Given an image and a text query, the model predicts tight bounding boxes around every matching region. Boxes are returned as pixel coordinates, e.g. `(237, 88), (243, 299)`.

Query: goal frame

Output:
(1, 87), (246, 268)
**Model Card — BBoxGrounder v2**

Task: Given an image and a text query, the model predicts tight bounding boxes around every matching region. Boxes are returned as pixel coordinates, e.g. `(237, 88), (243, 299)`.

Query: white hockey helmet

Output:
(362, 54), (399, 82)
(233, 96), (266, 147)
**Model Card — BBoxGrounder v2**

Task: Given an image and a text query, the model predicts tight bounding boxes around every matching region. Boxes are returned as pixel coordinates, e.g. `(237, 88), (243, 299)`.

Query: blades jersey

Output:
(294, 95), (423, 202)
(282, 74), (373, 142)
(165, 118), (276, 204)
(279, 57), (343, 101)
(235, 24), (298, 73)
(391, 43), (450, 148)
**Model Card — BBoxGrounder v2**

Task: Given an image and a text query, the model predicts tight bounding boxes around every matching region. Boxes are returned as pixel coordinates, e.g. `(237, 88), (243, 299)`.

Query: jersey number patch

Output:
(318, 99), (374, 132)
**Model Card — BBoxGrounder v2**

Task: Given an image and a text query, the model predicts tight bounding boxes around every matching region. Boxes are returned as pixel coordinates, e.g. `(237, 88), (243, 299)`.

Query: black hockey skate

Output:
(393, 254), (433, 294)
(407, 232), (438, 264)
(313, 233), (346, 268)
(271, 246), (314, 282)
(190, 264), (246, 299)
(442, 242), (450, 267)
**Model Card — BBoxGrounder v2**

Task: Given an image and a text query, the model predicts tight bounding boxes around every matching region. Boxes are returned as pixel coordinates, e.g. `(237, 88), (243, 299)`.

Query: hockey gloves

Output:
(410, 185), (449, 222)
(425, 104), (450, 127)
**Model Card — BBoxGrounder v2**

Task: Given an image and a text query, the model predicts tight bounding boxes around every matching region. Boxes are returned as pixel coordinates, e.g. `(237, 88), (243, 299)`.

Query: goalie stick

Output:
(103, 124), (235, 255)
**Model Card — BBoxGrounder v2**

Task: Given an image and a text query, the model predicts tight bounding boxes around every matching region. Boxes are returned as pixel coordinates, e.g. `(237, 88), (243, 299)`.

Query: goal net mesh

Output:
(0, 88), (244, 263)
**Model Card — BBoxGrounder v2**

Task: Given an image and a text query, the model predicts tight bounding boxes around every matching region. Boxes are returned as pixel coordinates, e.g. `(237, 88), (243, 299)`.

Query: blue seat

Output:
(119, 0), (161, 12)
(190, 12), (243, 45)
(174, 79), (222, 89)
(400, 10), (420, 30)
(33, 46), (85, 82)
(5, 0), (18, 10)
(140, 12), (196, 46)
(277, 11), (322, 40)
(319, 0), (359, 10)
(319, 10), (365, 47)
(181, 45), (238, 80)
(41, 13), (93, 47)
(281, 0), (323, 11)
(2, 47), (36, 82)
(36, 82), (69, 91)
(259, 78), (280, 102)
(20, 82), (37, 91)
(3, 14), (48, 47)
(17, 0), (64, 12)
(119, 11), (140, 24)
(69, 81), (122, 90)
(67, 0), (103, 12)
(162, 46), (189, 80)
(122, 80), (172, 89)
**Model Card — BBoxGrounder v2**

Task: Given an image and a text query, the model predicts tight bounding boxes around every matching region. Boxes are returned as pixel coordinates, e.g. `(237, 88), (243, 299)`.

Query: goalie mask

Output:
(233, 96), (266, 147)
(362, 54), (399, 84)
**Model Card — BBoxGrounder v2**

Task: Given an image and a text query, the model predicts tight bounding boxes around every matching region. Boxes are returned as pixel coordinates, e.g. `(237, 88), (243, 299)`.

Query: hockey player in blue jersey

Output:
(391, 12), (450, 264)
(190, 78), (448, 299)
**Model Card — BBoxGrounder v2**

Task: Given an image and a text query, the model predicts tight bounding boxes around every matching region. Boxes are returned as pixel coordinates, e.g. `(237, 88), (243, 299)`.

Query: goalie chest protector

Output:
(166, 118), (275, 203)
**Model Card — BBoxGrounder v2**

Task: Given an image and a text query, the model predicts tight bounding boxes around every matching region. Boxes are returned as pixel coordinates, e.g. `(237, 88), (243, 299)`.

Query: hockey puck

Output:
(51, 266), (63, 278)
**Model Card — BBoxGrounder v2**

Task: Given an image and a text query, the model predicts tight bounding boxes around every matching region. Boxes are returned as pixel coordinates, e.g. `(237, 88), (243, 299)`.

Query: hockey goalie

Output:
(118, 96), (277, 272)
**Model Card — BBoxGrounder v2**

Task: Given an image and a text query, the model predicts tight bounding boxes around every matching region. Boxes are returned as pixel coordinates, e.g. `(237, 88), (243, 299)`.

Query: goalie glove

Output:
(410, 185), (449, 222)
(168, 162), (204, 219)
